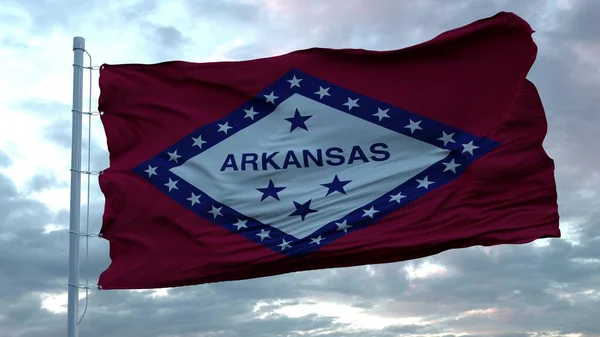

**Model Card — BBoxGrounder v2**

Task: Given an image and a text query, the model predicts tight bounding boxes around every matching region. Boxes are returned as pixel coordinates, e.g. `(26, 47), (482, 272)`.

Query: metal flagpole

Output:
(68, 36), (85, 337)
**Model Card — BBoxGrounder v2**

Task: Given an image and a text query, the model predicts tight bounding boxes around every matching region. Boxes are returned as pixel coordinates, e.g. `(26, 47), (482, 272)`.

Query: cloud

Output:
(0, 151), (12, 167)
(221, 0), (552, 58)
(143, 25), (188, 61)
(5, 0), (103, 33)
(0, 173), (68, 331)
(153, 26), (185, 50)
(17, 100), (71, 118)
(559, 0), (600, 41)
(24, 173), (69, 192)
(42, 118), (73, 149)
(183, 0), (262, 22)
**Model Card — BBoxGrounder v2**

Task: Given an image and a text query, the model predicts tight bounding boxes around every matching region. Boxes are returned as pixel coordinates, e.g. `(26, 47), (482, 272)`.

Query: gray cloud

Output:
(4, 0), (102, 33)
(559, 0), (600, 41)
(0, 151), (12, 167)
(25, 173), (68, 192)
(18, 101), (75, 150)
(1, 36), (29, 50)
(143, 25), (188, 61)
(221, 0), (553, 59)
(0, 175), (67, 312)
(119, 0), (159, 23)
(183, 0), (262, 22)
(36, 116), (110, 174)
(0, 169), (111, 337)
(18, 100), (71, 118)
(153, 26), (185, 51)
(43, 118), (72, 149)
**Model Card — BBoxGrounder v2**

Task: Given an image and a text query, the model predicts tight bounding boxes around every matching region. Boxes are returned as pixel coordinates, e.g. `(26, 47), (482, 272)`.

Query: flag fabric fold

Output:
(97, 12), (559, 290)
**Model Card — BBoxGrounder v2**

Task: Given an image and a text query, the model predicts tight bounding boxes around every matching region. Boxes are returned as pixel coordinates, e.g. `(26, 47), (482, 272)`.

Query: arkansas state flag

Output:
(97, 12), (559, 290)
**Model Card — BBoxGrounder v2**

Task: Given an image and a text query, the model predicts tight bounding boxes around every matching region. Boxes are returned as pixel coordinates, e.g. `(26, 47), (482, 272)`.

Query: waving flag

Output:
(97, 12), (559, 290)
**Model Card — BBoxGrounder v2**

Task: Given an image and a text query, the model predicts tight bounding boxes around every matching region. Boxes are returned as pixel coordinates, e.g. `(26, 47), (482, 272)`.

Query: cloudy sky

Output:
(1, 0), (599, 336)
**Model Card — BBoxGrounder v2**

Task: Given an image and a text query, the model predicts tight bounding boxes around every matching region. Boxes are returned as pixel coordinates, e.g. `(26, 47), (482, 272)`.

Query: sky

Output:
(0, 0), (599, 336)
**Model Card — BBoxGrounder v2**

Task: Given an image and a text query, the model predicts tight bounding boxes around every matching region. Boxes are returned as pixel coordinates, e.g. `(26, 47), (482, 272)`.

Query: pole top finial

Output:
(73, 36), (85, 50)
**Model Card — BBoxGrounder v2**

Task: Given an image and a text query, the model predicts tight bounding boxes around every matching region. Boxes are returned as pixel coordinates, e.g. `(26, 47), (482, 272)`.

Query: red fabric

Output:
(97, 12), (559, 290)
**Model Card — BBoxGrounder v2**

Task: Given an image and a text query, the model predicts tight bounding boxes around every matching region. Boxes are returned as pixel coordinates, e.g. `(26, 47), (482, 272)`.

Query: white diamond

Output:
(171, 93), (449, 239)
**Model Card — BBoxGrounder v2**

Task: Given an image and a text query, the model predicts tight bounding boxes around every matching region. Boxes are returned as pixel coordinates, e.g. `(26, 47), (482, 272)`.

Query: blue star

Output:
(256, 179), (286, 201)
(284, 109), (312, 132)
(289, 199), (318, 221)
(321, 175), (352, 196)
